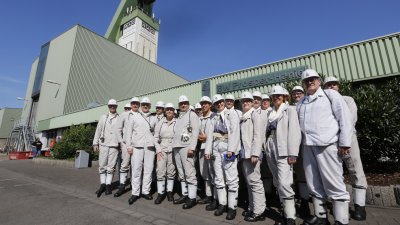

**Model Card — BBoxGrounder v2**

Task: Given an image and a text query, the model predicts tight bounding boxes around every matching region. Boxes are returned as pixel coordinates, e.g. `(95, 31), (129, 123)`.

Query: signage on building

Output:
(216, 66), (307, 94)
(202, 80), (210, 97)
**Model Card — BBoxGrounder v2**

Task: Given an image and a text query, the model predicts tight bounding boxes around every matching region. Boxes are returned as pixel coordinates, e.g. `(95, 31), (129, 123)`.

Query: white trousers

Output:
(130, 146), (155, 196)
(98, 146), (118, 175)
(265, 137), (295, 199)
(199, 149), (215, 197)
(342, 133), (368, 189)
(303, 144), (350, 201)
(156, 151), (176, 181)
(242, 159), (266, 215)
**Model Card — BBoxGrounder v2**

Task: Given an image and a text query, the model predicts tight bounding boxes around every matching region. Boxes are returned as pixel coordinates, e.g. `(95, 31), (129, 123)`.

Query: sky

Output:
(0, 0), (399, 108)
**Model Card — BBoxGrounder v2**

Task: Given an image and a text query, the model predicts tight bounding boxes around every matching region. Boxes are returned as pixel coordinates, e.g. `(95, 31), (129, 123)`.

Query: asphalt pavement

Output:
(0, 158), (399, 225)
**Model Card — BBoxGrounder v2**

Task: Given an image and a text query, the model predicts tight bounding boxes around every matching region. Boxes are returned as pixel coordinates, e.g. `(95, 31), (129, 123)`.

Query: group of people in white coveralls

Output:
(93, 69), (368, 225)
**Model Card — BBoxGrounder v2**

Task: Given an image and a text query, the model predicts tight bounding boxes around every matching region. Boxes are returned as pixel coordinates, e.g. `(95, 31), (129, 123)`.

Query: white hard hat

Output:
(324, 76), (339, 84)
(240, 91), (253, 100)
(283, 88), (290, 96)
(270, 85), (286, 95)
(292, 86), (304, 93)
(212, 94), (224, 104)
(155, 101), (165, 108)
(178, 95), (189, 103)
(225, 94), (235, 100)
(200, 96), (212, 104)
(140, 97), (151, 104)
(195, 103), (201, 109)
(301, 69), (320, 81)
(124, 103), (131, 108)
(130, 97), (140, 103)
(108, 99), (117, 105)
(261, 94), (270, 100)
(252, 91), (262, 98)
(164, 102), (175, 109)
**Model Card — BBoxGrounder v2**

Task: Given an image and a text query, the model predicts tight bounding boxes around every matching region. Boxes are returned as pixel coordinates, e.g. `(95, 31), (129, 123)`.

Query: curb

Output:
(346, 184), (400, 207)
(33, 157), (98, 168)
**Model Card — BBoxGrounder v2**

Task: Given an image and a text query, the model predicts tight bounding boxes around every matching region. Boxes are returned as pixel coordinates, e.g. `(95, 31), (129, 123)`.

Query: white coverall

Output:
(297, 87), (353, 224)
(154, 117), (177, 194)
(265, 104), (301, 220)
(172, 110), (200, 199)
(115, 110), (134, 185)
(93, 112), (119, 185)
(126, 112), (157, 196)
(342, 96), (368, 206)
(240, 108), (266, 216)
(205, 107), (240, 209)
(199, 111), (215, 199)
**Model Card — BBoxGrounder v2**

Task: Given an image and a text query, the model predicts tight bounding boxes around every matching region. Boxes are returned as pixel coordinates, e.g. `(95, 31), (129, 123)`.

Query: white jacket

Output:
(93, 113), (119, 147)
(172, 110), (200, 150)
(297, 87), (352, 147)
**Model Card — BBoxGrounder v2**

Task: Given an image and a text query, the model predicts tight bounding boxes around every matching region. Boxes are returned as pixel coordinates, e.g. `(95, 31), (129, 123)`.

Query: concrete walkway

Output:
(0, 159), (399, 225)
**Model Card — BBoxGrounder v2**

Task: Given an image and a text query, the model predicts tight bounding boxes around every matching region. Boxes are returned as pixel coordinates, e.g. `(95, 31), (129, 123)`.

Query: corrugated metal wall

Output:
(63, 26), (187, 114)
(38, 33), (400, 131)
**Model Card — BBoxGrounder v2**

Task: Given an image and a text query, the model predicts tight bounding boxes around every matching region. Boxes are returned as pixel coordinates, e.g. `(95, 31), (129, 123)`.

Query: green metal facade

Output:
(64, 26), (187, 114)
(37, 32), (400, 131)
(0, 108), (22, 138)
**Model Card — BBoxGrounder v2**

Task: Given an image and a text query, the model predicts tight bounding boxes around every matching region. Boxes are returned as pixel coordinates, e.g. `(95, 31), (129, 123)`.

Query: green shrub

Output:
(53, 124), (97, 160)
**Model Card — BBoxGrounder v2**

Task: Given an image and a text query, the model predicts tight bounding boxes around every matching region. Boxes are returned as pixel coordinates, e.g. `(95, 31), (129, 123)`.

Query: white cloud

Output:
(0, 75), (25, 84)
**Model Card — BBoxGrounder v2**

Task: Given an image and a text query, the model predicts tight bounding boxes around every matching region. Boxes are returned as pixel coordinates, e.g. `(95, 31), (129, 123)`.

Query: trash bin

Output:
(75, 150), (89, 169)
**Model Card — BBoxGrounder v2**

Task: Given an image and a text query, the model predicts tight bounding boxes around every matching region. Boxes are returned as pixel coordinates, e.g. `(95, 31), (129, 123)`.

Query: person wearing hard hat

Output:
(154, 103), (177, 204)
(289, 86), (311, 217)
(252, 91), (262, 113)
(172, 95), (200, 209)
(155, 101), (165, 122)
(324, 76), (367, 221)
(197, 96), (216, 206)
(124, 103), (131, 112)
(194, 102), (202, 116)
(297, 69), (352, 225)
(203, 94), (240, 220)
(93, 99), (120, 197)
(239, 91), (266, 222)
(291, 86), (305, 104)
(225, 94), (242, 119)
(265, 85), (301, 225)
(126, 96), (158, 205)
(114, 97), (139, 198)
(259, 93), (274, 205)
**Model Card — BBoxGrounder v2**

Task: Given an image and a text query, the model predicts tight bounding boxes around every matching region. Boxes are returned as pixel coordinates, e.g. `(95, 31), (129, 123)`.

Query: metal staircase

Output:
(4, 119), (36, 153)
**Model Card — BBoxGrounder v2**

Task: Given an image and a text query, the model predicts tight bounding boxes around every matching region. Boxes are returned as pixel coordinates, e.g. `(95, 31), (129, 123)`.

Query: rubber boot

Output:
(332, 201), (349, 225)
(182, 184), (197, 209)
(301, 197), (329, 225)
(155, 180), (166, 204)
(214, 205), (226, 216)
(96, 184), (106, 198)
(206, 199), (218, 211)
(226, 189), (238, 220)
(183, 198), (197, 209)
(174, 181), (188, 204)
(226, 207), (237, 220)
(114, 184), (125, 197)
(352, 188), (366, 221)
(282, 198), (296, 225)
(105, 184), (112, 195)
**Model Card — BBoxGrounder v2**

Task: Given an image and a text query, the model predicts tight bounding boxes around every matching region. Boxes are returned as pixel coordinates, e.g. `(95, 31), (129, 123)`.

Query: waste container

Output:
(75, 150), (89, 169)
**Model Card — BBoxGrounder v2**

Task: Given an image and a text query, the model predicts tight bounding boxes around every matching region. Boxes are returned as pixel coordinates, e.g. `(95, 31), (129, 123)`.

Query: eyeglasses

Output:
(303, 77), (318, 83)
(108, 105), (117, 108)
(165, 108), (174, 111)
(179, 102), (189, 105)
(141, 103), (150, 107)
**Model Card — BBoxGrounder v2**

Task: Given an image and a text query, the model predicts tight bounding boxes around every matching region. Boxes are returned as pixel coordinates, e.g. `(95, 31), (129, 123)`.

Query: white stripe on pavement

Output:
(0, 178), (17, 182)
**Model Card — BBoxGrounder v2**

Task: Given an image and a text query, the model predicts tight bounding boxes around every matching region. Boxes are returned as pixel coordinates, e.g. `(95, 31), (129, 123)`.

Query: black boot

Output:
(142, 193), (153, 200)
(244, 212), (265, 222)
(205, 199), (218, 211)
(96, 184), (106, 198)
(167, 192), (174, 202)
(182, 198), (197, 209)
(128, 195), (139, 205)
(352, 204), (366, 221)
(114, 184), (125, 197)
(214, 205), (226, 216)
(242, 210), (253, 217)
(301, 216), (330, 225)
(333, 221), (346, 225)
(198, 196), (212, 204)
(226, 207), (236, 220)
(174, 195), (187, 204)
(105, 185), (112, 195)
(154, 193), (167, 204)
(299, 198), (311, 218)
(285, 218), (296, 225)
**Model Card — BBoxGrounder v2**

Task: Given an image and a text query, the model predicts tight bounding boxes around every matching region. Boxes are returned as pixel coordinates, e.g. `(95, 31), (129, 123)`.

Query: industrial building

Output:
(5, 0), (400, 150)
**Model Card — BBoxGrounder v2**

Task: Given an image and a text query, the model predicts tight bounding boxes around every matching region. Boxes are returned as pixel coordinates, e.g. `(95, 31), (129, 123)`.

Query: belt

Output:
(213, 133), (228, 141)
